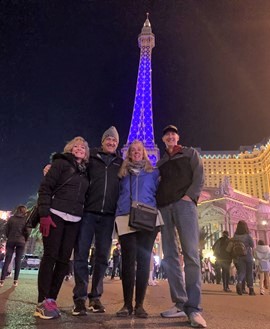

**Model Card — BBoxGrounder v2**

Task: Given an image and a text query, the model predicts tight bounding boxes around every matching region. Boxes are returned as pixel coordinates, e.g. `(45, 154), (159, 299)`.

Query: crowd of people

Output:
(210, 221), (270, 296)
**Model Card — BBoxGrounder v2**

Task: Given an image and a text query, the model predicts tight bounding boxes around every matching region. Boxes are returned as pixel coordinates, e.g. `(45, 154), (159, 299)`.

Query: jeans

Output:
(38, 214), (81, 302)
(160, 199), (202, 315)
(236, 255), (254, 288)
(73, 212), (115, 301)
(1, 241), (25, 281)
(119, 229), (158, 307)
(220, 260), (231, 290)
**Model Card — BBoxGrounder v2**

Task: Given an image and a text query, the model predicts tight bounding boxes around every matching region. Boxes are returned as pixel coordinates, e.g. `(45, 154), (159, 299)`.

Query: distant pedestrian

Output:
(111, 242), (121, 279)
(0, 205), (29, 287)
(212, 231), (232, 292)
(233, 220), (255, 296)
(254, 239), (270, 295)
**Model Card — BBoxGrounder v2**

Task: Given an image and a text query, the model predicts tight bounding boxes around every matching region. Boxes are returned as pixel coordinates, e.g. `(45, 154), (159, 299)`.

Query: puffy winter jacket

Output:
(38, 153), (89, 217)
(116, 168), (159, 216)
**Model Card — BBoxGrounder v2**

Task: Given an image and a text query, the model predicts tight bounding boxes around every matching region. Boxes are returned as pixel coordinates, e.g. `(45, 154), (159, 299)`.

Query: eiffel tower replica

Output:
(122, 13), (160, 165)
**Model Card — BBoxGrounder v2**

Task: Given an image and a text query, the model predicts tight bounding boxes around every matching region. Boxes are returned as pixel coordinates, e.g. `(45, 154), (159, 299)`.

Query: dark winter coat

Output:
(213, 236), (232, 261)
(156, 146), (204, 207)
(84, 148), (123, 215)
(5, 215), (28, 244)
(38, 153), (89, 217)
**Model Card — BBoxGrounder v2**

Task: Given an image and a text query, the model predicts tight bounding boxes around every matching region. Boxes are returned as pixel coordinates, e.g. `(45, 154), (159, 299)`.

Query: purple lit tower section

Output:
(122, 14), (160, 165)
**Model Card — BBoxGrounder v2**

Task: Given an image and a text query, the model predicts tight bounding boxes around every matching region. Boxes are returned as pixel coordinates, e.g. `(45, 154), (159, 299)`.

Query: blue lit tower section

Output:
(122, 14), (160, 165)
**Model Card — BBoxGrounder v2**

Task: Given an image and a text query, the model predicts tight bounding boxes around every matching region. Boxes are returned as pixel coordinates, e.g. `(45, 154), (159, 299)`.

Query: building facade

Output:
(199, 137), (270, 200)
(198, 138), (270, 249)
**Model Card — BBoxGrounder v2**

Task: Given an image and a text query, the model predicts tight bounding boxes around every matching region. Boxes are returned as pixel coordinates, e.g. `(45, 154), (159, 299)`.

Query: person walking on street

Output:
(254, 239), (270, 295)
(233, 220), (255, 296)
(72, 127), (123, 316)
(212, 230), (232, 292)
(111, 242), (121, 279)
(156, 125), (206, 328)
(0, 205), (29, 287)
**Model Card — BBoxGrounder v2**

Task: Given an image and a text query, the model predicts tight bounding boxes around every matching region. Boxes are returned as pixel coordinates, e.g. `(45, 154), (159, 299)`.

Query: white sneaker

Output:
(160, 305), (187, 318)
(189, 312), (207, 328)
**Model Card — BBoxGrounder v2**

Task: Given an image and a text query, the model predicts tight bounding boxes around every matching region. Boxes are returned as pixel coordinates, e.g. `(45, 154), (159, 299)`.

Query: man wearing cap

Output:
(156, 125), (206, 328)
(212, 230), (232, 292)
(72, 126), (123, 316)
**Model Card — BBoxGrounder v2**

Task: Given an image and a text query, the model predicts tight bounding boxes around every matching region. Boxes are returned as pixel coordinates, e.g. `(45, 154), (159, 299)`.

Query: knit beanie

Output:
(101, 126), (119, 143)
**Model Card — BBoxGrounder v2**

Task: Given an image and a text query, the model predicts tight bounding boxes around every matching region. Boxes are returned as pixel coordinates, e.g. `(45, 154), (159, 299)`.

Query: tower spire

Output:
(122, 14), (160, 164)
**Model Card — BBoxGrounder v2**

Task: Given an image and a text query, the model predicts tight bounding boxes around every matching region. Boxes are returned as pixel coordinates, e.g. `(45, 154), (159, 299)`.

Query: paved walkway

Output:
(0, 271), (269, 328)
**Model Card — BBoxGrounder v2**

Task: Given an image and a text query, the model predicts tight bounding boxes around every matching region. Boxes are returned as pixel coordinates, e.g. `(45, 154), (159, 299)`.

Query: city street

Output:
(0, 270), (269, 329)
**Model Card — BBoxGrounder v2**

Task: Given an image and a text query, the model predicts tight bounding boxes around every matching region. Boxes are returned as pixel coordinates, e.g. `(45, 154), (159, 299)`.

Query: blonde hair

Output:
(118, 140), (154, 178)
(64, 136), (90, 162)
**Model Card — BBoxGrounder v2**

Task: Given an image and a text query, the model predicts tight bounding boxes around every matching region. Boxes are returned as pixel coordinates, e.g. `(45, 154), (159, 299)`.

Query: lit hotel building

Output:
(197, 137), (270, 250)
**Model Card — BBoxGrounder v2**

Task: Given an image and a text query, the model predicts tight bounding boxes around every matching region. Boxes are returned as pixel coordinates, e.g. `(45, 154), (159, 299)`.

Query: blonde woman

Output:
(35, 137), (89, 320)
(115, 140), (160, 318)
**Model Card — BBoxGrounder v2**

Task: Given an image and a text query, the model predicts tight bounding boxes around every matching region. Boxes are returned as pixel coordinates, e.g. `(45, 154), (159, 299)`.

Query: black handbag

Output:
(128, 175), (158, 231)
(25, 171), (76, 229)
(25, 205), (39, 228)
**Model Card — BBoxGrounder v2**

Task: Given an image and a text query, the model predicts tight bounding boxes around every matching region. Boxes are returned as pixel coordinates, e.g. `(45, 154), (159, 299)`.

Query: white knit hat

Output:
(101, 126), (119, 143)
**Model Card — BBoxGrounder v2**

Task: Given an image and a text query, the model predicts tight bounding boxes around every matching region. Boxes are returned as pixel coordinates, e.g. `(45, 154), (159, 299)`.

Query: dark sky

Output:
(1, 0), (270, 209)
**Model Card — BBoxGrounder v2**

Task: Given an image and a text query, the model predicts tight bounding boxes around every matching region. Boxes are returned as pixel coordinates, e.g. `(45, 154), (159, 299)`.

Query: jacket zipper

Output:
(101, 166), (108, 213)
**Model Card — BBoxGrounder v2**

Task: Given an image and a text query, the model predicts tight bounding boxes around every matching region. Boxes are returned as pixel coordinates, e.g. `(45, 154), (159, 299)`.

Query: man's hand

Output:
(43, 164), (52, 176)
(181, 195), (192, 202)
(39, 216), (57, 237)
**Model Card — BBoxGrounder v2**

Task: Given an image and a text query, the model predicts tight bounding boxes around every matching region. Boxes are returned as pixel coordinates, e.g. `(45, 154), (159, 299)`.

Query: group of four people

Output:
(15, 124), (206, 327)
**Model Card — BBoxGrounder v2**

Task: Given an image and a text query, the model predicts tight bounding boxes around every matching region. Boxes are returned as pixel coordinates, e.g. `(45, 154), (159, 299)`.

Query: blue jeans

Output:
(160, 199), (202, 315)
(236, 255), (254, 288)
(1, 241), (25, 281)
(73, 212), (115, 301)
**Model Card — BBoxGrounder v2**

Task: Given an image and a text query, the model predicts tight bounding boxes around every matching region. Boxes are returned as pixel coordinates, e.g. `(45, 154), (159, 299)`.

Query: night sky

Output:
(1, 1), (270, 209)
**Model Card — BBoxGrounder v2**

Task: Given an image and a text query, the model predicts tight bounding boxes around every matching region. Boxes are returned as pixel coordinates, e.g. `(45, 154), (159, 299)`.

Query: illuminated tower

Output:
(122, 14), (160, 165)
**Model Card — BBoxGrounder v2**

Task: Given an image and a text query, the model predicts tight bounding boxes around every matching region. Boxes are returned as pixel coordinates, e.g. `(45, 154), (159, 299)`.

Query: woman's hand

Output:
(39, 216), (56, 237)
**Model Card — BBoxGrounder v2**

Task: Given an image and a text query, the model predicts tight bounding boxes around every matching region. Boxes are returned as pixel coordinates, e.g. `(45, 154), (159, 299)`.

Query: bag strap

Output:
(129, 174), (133, 209)
(52, 169), (76, 196)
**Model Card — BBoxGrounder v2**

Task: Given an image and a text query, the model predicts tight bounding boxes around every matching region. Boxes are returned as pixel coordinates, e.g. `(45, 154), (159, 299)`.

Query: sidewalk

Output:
(0, 271), (269, 328)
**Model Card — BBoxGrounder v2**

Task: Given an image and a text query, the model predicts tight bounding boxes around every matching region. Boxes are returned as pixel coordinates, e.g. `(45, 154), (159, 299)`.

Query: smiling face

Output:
(71, 142), (87, 162)
(102, 136), (118, 154)
(162, 131), (179, 149)
(129, 141), (144, 163)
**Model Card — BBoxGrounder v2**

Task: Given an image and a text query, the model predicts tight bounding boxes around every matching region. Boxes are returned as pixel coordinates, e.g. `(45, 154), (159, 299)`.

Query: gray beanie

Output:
(101, 126), (119, 143)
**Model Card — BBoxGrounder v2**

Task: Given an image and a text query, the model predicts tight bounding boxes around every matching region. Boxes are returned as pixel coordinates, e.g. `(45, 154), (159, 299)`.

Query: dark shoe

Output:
(236, 283), (242, 295)
(224, 288), (232, 292)
(249, 288), (256, 296)
(88, 299), (105, 313)
(72, 299), (87, 316)
(135, 305), (148, 318)
(116, 305), (133, 317)
(242, 289), (248, 295)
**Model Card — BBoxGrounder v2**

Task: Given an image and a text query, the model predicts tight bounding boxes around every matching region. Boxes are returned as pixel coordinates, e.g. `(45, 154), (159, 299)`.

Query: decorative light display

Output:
(122, 14), (160, 165)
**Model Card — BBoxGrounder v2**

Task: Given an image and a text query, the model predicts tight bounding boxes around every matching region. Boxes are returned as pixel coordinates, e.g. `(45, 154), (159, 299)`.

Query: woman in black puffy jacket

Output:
(34, 136), (89, 320)
(0, 205), (29, 287)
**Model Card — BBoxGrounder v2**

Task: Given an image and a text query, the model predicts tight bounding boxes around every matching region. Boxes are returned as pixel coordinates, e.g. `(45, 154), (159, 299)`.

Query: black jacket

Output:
(84, 148), (123, 215)
(5, 215), (28, 244)
(38, 153), (89, 217)
(156, 146), (204, 207)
